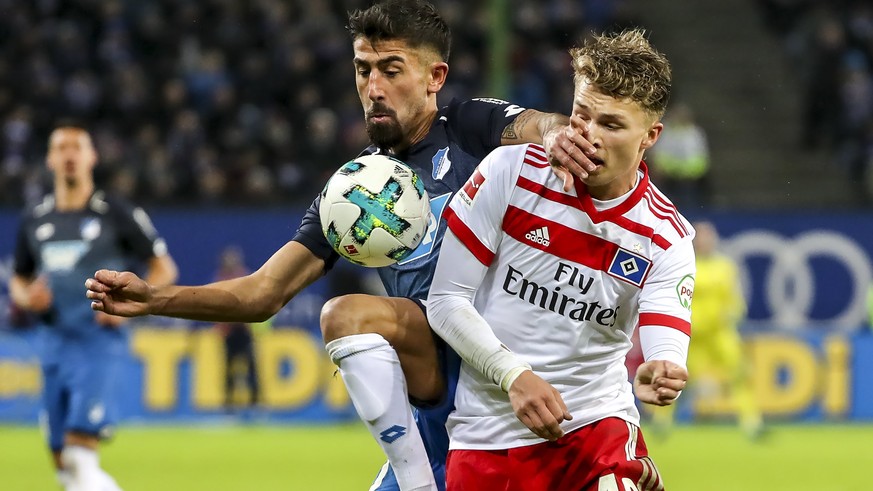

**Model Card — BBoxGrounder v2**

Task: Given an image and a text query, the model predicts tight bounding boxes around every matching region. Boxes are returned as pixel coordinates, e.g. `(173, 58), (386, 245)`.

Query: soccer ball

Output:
(320, 154), (431, 267)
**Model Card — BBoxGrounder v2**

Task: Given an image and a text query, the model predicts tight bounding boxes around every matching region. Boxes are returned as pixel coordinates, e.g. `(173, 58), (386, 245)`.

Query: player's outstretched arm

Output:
(633, 360), (688, 406)
(86, 241), (325, 323)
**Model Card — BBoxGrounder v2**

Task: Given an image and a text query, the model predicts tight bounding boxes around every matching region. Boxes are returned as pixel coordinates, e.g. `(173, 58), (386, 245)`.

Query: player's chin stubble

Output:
(366, 119), (404, 150)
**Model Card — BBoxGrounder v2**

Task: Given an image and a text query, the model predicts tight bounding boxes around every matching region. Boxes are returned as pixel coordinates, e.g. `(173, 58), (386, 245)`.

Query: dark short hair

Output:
(347, 0), (451, 62)
(52, 118), (88, 132)
(48, 120), (92, 145)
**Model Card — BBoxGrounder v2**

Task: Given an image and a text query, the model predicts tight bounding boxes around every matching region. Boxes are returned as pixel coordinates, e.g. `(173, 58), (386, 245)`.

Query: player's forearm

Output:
(8, 275), (33, 310)
(500, 109), (569, 146)
(428, 293), (531, 391)
(638, 324), (690, 368)
(427, 232), (531, 391)
(149, 242), (324, 323)
(534, 111), (570, 143)
(149, 276), (282, 323)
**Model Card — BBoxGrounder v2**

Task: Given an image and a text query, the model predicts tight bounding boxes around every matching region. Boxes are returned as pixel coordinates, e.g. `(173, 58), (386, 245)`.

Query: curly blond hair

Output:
(570, 29), (671, 119)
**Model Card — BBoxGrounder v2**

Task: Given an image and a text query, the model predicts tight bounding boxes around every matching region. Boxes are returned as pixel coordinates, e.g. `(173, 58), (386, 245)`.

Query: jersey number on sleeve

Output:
(598, 474), (639, 491)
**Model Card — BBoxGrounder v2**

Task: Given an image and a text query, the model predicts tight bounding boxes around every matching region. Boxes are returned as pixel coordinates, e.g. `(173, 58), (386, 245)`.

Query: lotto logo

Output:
(525, 226), (551, 246)
(379, 425), (407, 444)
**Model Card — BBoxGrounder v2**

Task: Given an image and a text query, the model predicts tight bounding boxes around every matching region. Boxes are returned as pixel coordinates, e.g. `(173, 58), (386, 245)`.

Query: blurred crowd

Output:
(0, 0), (632, 207)
(758, 0), (873, 198)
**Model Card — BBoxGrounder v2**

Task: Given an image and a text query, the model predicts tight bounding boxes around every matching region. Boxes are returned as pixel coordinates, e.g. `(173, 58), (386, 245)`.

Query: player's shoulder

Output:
(91, 190), (142, 215)
(21, 194), (55, 221)
(357, 145), (379, 158)
(491, 141), (540, 159)
(91, 191), (160, 234)
(449, 97), (513, 110)
(638, 180), (694, 245)
(444, 96), (523, 121)
(479, 143), (543, 177)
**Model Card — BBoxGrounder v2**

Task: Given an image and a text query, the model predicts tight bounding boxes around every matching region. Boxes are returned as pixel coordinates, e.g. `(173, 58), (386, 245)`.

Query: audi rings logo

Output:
(723, 230), (872, 328)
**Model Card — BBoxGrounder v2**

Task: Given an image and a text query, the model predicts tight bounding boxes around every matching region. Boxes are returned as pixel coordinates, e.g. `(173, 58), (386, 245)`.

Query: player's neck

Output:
(54, 180), (94, 212)
(395, 108), (438, 153)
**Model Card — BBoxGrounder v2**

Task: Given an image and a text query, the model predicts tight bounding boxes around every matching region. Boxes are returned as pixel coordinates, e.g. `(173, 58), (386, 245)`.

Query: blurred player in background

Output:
(10, 125), (178, 491)
(85, 1), (597, 489)
(647, 102), (711, 210)
(867, 282), (873, 330)
(212, 246), (260, 412)
(427, 29), (692, 490)
(651, 220), (763, 439)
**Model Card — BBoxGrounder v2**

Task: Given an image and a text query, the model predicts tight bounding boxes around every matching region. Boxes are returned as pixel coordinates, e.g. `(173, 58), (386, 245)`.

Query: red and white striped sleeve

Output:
(442, 145), (525, 266)
(427, 145), (532, 390)
(637, 231), (696, 366)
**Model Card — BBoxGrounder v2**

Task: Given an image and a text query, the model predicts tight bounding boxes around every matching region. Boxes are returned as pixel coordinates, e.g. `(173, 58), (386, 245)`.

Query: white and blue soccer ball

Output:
(319, 154), (431, 267)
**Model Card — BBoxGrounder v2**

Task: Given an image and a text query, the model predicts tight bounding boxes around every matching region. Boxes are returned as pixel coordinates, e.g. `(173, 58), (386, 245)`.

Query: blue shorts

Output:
(370, 298), (462, 491)
(41, 356), (121, 451)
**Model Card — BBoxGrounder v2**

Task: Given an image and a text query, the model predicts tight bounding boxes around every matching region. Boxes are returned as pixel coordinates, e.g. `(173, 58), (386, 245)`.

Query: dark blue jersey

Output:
(13, 191), (167, 364)
(293, 98), (526, 299)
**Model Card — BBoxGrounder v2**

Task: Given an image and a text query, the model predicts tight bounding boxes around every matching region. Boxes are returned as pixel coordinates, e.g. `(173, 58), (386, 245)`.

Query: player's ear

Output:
(427, 62), (448, 94)
(640, 121), (663, 150)
(82, 131), (99, 169)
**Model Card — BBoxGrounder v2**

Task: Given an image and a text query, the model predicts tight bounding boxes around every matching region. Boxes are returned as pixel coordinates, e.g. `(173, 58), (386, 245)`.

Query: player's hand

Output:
(633, 360), (688, 406)
(543, 117), (597, 192)
(508, 370), (573, 441)
(26, 276), (53, 313)
(85, 269), (153, 317)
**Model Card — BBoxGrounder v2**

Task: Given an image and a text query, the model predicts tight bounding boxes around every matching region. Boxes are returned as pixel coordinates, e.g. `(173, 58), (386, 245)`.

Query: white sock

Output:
(99, 469), (123, 491)
(61, 446), (122, 491)
(56, 469), (73, 489)
(61, 446), (101, 491)
(327, 333), (437, 491)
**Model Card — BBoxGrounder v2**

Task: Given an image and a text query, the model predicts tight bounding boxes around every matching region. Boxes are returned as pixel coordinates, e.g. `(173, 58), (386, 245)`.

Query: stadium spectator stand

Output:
(0, 0), (628, 207)
(0, 0), (868, 208)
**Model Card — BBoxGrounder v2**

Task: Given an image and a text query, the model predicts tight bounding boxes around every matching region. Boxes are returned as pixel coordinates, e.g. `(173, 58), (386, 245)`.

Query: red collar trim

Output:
(573, 161), (649, 223)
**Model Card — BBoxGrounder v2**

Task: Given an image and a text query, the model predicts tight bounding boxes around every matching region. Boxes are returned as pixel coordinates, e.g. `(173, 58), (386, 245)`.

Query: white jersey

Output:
(441, 143), (695, 450)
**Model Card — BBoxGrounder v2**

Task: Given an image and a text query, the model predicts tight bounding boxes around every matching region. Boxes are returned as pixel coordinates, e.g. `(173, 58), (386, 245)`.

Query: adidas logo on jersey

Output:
(525, 226), (550, 246)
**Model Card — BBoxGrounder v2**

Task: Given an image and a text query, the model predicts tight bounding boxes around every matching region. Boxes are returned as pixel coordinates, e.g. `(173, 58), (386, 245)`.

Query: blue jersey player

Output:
(11, 125), (179, 491)
(86, 1), (596, 489)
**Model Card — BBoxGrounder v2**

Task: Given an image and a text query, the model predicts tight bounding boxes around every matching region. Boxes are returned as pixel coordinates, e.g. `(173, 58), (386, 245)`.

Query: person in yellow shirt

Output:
(867, 283), (873, 330)
(651, 220), (764, 438)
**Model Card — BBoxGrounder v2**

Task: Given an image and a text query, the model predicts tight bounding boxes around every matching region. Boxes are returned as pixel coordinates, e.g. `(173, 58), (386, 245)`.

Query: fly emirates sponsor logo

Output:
(501, 262), (620, 327)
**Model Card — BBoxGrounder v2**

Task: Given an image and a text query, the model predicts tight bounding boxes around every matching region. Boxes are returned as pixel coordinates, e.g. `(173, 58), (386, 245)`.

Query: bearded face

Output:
(365, 102), (405, 149)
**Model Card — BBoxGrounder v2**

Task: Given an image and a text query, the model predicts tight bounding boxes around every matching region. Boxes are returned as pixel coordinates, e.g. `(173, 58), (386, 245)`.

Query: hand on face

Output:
(544, 121), (598, 192)
(569, 83), (662, 200)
